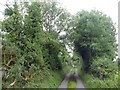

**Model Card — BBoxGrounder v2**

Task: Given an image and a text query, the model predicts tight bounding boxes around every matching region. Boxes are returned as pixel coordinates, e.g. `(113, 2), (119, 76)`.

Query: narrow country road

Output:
(58, 69), (72, 90)
(58, 69), (86, 90)
(74, 69), (86, 89)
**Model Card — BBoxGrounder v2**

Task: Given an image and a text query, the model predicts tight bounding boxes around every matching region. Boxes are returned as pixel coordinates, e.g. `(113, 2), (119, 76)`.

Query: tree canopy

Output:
(73, 10), (117, 72)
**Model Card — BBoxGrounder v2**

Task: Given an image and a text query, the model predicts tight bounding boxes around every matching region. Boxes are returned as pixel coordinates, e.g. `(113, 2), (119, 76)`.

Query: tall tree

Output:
(73, 10), (117, 72)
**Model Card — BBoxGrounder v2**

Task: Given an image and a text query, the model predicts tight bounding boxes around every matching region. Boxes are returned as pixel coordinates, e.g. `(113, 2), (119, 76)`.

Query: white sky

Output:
(0, 0), (119, 24)
(0, 0), (119, 23)
(58, 0), (119, 25)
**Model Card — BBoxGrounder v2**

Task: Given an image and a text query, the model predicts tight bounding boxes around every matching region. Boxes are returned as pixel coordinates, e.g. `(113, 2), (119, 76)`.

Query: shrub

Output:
(84, 74), (118, 88)
(90, 57), (117, 79)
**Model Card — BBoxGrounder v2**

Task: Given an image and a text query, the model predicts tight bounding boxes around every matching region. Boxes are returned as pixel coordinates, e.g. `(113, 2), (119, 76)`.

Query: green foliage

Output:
(73, 10), (117, 72)
(2, 1), (70, 88)
(4, 8), (13, 16)
(42, 42), (62, 70)
(2, 0), (118, 88)
(71, 53), (82, 66)
(73, 10), (118, 88)
(23, 69), (65, 88)
(90, 57), (118, 79)
(83, 74), (118, 88)
(71, 69), (74, 75)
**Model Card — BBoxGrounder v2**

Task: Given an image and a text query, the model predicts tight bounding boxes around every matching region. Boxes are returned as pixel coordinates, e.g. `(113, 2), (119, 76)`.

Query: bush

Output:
(90, 57), (118, 79)
(84, 74), (118, 88)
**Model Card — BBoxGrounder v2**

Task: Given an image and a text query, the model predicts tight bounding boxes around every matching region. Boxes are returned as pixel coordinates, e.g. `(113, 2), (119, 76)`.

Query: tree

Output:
(73, 10), (117, 72)
(2, 1), (71, 87)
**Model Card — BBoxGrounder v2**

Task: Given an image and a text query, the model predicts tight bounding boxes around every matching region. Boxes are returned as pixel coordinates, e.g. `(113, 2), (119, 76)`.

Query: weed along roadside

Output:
(68, 81), (77, 89)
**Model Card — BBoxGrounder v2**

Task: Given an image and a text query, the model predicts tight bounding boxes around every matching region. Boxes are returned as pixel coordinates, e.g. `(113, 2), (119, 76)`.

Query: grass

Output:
(68, 68), (77, 89)
(76, 66), (118, 88)
(22, 67), (67, 88)
(68, 81), (77, 89)
(82, 74), (118, 88)
(71, 69), (74, 75)
(3, 63), (71, 88)
(23, 65), (71, 88)
(23, 69), (63, 88)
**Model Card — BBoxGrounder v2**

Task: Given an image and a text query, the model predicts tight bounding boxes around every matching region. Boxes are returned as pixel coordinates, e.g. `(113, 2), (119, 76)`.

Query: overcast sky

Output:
(58, 0), (119, 25)
(0, 0), (119, 24)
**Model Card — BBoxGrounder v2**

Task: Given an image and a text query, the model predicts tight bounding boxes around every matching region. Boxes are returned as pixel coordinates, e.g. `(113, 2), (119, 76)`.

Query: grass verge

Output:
(82, 74), (118, 88)
(68, 81), (77, 89)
